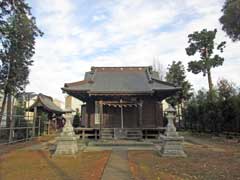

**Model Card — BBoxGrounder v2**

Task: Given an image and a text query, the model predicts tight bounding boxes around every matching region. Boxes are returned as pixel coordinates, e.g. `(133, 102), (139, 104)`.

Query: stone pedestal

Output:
(160, 106), (186, 157)
(54, 118), (78, 156)
(160, 135), (186, 157)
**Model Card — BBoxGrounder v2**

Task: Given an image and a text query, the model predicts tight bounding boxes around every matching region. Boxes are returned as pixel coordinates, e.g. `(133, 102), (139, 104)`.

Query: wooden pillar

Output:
(38, 115), (41, 136)
(138, 101), (143, 127)
(155, 102), (159, 127)
(87, 102), (91, 128)
(95, 100), (101, 128)
(120, 106), (124, 128)
(119, 99), (124, 129)
(99, 100), (103, 138)
(158, 102), (163, 127)
(32, 106), (37, 137)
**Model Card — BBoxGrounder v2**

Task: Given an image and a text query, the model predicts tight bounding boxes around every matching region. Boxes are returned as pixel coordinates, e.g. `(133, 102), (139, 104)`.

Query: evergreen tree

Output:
(73, 108), (80, 128)
(165, 61), (192, 126)
(166, 61), (192, 106)
(220, 0), (240, 42)
(185, 29), (226, 98)
(0, 0), (43, 128)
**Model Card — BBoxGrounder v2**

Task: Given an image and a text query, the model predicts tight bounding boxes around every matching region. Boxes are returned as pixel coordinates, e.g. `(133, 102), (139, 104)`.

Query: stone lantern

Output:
(160, 105), (186, 157)
(54, 117), (79, 156)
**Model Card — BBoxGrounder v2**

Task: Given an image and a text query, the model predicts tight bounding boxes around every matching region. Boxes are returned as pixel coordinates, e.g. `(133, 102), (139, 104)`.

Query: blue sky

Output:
(26, 0), (240, 101)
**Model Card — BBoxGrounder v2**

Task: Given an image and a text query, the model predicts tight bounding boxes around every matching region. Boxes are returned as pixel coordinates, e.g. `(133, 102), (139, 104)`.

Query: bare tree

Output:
(152, 58), (166, 80)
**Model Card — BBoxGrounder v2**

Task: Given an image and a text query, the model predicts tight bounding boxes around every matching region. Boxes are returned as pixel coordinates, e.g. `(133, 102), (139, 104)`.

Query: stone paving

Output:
(101, 148), (133, 180)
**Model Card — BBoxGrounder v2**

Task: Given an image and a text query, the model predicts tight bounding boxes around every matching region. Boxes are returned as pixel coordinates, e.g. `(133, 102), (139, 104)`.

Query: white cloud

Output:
(26, 0), (240, 101)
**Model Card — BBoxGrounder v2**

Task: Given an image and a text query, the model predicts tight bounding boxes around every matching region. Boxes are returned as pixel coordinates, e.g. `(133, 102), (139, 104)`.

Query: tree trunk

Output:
(0, 91), (8, 126)
(180, 103), (184, 129)
(7, 94), (15, 142)
(205, 48), (214, 100)
(177, 103), (182, 129)
(207, 69), (213, 99)
(6, 93), (12, 127)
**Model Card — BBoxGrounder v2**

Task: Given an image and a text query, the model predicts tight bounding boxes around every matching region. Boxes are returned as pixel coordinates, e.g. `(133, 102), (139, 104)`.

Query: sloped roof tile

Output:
(63, 66), (181, 94)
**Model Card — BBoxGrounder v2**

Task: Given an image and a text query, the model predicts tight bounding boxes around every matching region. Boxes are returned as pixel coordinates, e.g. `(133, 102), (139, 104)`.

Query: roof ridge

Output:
(152, 77), (178, 87)
(65, 80), (89, 87)
(91, 66), (151, 69)
(38, 93), (53, 101)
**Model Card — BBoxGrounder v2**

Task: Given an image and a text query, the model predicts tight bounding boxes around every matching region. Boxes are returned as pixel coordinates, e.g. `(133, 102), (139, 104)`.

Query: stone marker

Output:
(54, 117), (78, 156)
(160, 105), (186, 157)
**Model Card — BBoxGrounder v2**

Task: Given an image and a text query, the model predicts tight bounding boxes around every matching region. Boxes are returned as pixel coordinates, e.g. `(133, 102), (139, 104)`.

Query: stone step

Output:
(101, 132), (114, 139)
(101, 134), (114, 137)
(127, 134), (142, 137)
(127, 131), (142, 133)
(101, 133), (113, 136)
(90, 140), (154, 147)
(101, 132), (113, 134)
(127, 133), (142, 135)
(101, 129), (114, 132)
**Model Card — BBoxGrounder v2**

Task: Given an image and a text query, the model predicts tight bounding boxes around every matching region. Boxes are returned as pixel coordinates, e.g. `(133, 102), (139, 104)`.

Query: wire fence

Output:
(0, 114), (43, 145)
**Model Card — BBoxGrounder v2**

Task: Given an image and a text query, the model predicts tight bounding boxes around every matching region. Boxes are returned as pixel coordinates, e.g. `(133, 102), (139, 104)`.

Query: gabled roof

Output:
(62, 66), (181, 96)
(28, 93), (65, 114)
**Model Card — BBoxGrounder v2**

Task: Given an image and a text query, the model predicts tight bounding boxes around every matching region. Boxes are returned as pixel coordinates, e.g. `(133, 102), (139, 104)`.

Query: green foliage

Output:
(0, 0), (43, 94)
(220, 0), (240, 41)
(186, 29), (226, 93)
(217, 79), (236, 100)
(184, 79), (240, 133)
(0, 0), (42, 124)
(73, 110), (80, 128)
(165, 61), (192, 106)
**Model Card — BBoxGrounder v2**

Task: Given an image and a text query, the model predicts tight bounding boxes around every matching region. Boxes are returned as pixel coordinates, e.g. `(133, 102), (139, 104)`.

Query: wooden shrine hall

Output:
(28, 93), (67, 133)
(62, 66), (181, 139)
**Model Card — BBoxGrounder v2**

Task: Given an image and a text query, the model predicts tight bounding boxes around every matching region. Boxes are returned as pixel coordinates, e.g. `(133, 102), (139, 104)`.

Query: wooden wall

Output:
(103, 106), (121, 128)
(85, 97), (163, 128)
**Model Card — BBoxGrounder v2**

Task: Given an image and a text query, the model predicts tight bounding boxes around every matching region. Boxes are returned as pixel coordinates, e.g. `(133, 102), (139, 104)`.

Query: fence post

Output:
(38, 116), (41, 137)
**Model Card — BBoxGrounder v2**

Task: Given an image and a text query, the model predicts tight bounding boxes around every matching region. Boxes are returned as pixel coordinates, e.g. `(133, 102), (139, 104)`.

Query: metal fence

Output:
(0, 114), (42, 145)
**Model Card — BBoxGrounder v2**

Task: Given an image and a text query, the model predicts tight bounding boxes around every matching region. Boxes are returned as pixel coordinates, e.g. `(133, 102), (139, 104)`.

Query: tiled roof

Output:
(63, 66), (181, 94)
(29, 93), (64, 114)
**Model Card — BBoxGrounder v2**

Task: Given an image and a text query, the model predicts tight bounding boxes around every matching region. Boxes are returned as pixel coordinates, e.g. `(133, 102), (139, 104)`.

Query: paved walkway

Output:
(101, 148), (133, 180)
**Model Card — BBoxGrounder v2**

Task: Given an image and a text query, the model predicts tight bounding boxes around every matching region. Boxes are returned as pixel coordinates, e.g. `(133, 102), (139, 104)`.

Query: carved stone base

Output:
(54, 136), (78, 155)
(53, 118), (79, 156)
(160, 135), (187, 157)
